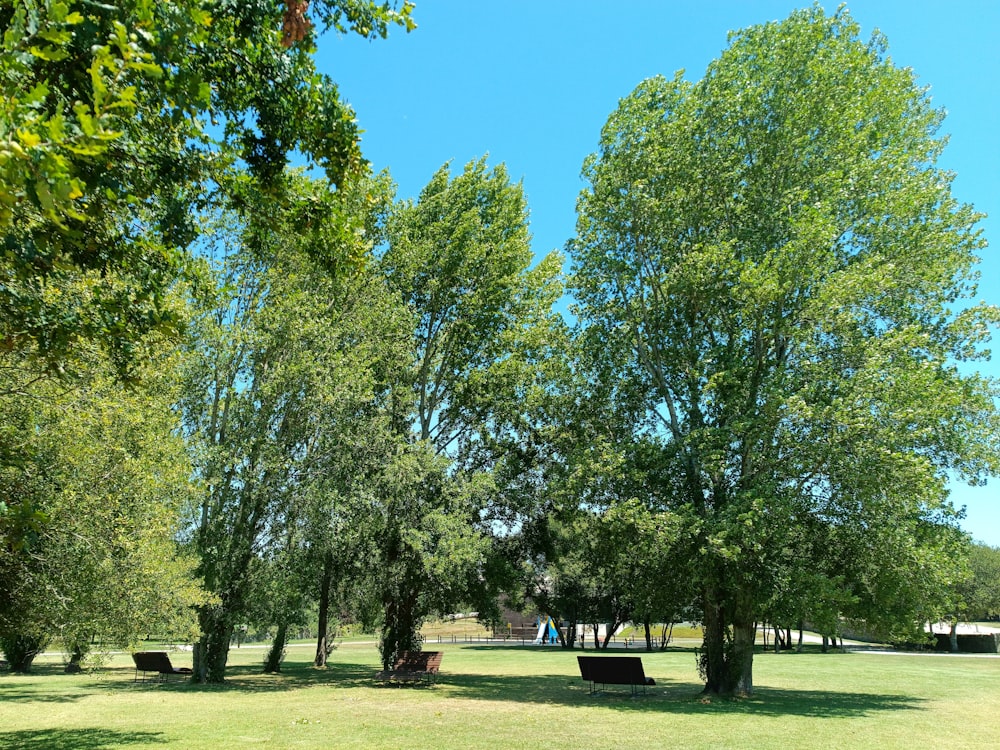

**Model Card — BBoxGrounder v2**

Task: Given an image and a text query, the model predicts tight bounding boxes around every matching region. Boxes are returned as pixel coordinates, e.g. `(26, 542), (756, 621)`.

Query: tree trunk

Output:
(730, 617), (755, 696)
(659, 622), (674, 650)
(194, 606), (232, 683)
(701, 586), (727, 694)
(796, 621), (804, 653)
(701, 586), (755, 696)
(559, 619), (577, 648)
(949, 621), (959, 653)
(314, 552), (333, 667)
(380, 585), (422, 671)
(644, 619), (653, 651)
(65, 643), (87, 673)
(264, 622), (288, 673)
(601, 618), (624, 649)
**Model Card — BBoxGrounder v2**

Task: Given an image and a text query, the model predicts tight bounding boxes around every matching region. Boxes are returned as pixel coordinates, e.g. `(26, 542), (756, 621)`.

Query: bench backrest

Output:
(132, 651), (175, 673)
(577, 655), (647, 684)
(395, 651), (442, 673)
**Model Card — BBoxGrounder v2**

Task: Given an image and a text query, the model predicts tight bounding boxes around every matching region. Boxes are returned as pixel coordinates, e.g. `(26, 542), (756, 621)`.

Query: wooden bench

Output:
(132, 651), (193, 683)
(577, 655), (655, 696)
(375, 651), (442, 685)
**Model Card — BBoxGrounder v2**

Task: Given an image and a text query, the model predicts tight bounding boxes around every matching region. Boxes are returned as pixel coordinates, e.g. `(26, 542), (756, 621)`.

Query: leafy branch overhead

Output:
(0, 0), (414, 377)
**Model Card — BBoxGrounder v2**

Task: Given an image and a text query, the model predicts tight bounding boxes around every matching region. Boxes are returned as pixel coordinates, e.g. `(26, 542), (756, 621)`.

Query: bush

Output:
(0, 633), (48, 672)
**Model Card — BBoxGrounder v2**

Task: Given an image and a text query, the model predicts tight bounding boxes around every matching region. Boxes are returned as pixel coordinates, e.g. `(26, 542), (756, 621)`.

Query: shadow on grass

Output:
(437, 670), (926, 717)
(209, 657), (927, 719)
(0, 728), (166, 749)
(0, 687), (86, 703)
(7, 649), (927, 719)
(195, 661), (379, 693)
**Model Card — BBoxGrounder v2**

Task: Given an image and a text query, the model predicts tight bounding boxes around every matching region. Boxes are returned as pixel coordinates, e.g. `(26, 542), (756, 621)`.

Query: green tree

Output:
(0, 345), (204, 671)
(180, 172), (406, 682)
(943, 540), (1000, 650)
(964, 542), (1000, 621)
(374, 157), (564, 668)
(570, 6), (999, 695)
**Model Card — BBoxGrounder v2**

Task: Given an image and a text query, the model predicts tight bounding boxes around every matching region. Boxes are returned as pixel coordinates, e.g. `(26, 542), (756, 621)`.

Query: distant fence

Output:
(432, 632), (633, 647)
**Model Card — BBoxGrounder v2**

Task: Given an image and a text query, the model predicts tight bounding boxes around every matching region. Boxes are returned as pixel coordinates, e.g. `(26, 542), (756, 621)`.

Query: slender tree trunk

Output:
(659, 622), (674, 650)
(644, 619), (653, 651)
(559, 619), (577, 648)
(314, 552), (333, 667)
(264, 622), (288, 673)
(797, 621), (804, 652)
(949, 621), (959, 653)
(601, 618), (624, 649)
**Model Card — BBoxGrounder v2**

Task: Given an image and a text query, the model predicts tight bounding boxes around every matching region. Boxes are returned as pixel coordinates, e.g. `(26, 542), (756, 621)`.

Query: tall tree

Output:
(180, 172), (403, 682)
(373, 157), (563, 668)
(570, 6), (999, 695)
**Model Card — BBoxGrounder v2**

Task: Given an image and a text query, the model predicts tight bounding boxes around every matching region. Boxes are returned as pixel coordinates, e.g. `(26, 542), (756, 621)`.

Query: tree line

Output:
(2, 2), (998, 696)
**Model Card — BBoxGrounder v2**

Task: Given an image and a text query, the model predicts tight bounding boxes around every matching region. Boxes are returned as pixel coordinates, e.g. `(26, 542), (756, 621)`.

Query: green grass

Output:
(2, 642), (999, 749)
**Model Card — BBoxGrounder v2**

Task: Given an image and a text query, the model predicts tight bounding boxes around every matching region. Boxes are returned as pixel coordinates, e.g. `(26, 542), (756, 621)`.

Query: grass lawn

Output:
(2, 641), (998, 749)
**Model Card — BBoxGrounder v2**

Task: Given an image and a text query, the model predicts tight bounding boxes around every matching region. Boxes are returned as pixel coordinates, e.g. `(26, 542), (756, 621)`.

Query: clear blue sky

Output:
(315, 1), (1000, 545)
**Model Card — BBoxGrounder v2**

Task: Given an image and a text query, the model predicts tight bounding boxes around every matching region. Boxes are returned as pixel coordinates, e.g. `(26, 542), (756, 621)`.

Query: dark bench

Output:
(132, 651), (193, 683)
(577, 655), (655, 696)
(375, 651), (442, 685)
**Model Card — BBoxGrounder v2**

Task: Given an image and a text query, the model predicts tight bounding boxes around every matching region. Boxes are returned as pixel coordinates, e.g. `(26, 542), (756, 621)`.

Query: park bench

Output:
(131, 651), (193, 683)
(577, 655), (655, 696)
(375, 650), (443, 685)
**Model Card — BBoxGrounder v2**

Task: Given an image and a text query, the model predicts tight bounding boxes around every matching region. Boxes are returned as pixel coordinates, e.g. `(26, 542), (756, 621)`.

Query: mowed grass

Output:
(2, 641), (999, 750)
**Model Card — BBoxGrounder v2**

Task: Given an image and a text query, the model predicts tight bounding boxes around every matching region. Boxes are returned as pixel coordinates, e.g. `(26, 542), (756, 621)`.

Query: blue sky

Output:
(316, 1), (1000, 545)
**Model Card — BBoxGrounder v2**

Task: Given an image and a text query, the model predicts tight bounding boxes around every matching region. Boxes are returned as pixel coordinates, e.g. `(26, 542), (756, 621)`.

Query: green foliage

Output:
(384, 157), (564, 457)
(372, 157), (564, 666)
(180, 171), (409, 681)
(570, 5), (999, 694)
(954, 542), (1000, 621)
(0, 0), (413, 377)
(0, 345), (206, 661)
